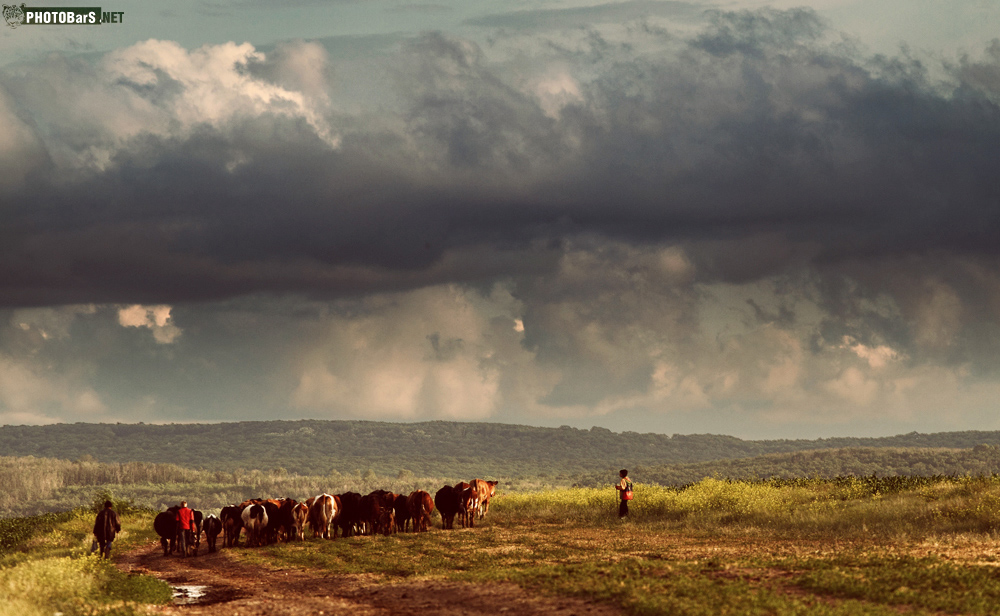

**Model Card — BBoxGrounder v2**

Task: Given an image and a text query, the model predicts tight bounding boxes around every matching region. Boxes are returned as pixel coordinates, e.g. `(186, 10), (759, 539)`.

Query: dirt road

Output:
(117, 540), (623, 616)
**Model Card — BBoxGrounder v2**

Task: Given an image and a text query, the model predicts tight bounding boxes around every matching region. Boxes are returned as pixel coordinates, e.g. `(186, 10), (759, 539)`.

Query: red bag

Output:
(623, 489), (633, 501)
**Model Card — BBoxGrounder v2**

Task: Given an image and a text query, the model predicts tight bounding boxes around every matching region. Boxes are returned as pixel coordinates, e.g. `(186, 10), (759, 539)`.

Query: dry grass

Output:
(245, 478), (1000, 615)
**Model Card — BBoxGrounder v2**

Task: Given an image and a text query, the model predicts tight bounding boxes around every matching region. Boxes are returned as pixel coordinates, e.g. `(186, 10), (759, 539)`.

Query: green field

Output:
(6, 476), (1000, 615)
(0, 495), (172, 616)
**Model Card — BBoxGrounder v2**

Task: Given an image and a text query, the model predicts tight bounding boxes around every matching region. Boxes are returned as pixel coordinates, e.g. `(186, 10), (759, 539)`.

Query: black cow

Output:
(153, 507), (179, 556)
(220, 505), (243, 547)
(202, 514), (223, 553)
(153, 506), (203, 556)
(336, 492), (362, 538)
(262, 500), (282, 545)
(191, 509), (204, 553)
(435, 485), (461, 530)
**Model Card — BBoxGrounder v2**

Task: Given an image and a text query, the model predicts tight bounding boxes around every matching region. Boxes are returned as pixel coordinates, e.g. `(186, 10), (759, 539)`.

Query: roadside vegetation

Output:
(0, 492), (172, 616)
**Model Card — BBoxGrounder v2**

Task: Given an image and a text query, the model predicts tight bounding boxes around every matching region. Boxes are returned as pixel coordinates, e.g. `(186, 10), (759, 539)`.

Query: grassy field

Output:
(0, 495), (172, 616)
(241, 477), (1000, 615)
(6, 477), (1000, 614)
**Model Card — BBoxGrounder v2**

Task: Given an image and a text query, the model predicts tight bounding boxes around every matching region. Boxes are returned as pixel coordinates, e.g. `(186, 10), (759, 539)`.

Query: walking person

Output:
(176, 500), (194, 557)
(615, 469), (633, 519)
(92, 500), (121, 559)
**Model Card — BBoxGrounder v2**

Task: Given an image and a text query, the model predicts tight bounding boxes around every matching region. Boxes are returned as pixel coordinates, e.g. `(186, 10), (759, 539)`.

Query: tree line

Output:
(7, 443), (1000, 517)
(571, 445), (1000, 487)
(2, 420), (1000, 477)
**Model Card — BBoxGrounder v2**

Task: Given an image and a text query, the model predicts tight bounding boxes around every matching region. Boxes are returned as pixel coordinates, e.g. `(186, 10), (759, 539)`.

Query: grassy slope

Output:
(0, 502), (172, 616)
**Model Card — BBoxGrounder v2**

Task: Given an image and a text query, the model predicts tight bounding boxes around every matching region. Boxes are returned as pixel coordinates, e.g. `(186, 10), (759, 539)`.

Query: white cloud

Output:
(842, 336), (901, 368)
(117, 304), (182, 344)
(912, 279), (963, 350)
(824, 366), (879, 406)
(530, 69), (583, 119)
(102, 40), (337, 146)
(0, 354), (106, 423)
(291, 285), (509, 420)
(5, 39), (340, 173)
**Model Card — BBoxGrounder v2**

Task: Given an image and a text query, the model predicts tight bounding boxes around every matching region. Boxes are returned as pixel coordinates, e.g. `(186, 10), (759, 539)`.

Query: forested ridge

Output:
(5, 419), (1000, 516)
(6, 444), (1000, 517)
(2, 419), (1000, 476)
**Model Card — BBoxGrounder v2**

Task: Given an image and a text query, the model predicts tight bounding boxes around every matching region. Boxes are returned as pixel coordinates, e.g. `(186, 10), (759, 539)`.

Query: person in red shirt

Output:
(175, 500), (194, 557)
(615, 469), (633, 519)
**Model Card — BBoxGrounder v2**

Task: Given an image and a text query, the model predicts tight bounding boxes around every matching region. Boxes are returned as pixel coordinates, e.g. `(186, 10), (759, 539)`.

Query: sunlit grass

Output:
(0, 503), (171, 616)
(9, 477), (1000, 615)
(245, 476), (1000, 615)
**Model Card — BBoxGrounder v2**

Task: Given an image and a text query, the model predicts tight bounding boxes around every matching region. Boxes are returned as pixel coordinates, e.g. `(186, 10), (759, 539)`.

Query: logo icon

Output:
(2, 3), (26, 28)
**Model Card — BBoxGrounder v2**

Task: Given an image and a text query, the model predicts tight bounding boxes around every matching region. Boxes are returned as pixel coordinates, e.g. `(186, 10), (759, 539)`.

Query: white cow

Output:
(241, 503), (268, 547)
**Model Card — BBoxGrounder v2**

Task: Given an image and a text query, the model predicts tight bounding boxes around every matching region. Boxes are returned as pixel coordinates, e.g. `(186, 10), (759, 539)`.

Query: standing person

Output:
(176, 500), (194, 557)
(92, 500), (121, 559)
(615, 469), (633, 519)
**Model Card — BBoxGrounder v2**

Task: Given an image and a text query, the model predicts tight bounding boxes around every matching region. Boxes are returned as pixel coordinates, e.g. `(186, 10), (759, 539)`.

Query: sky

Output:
(1, 0), (999, 439)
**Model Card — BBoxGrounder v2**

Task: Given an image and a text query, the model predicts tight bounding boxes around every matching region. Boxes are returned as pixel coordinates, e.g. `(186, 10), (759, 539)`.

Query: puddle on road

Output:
(172, 584), (209, 604)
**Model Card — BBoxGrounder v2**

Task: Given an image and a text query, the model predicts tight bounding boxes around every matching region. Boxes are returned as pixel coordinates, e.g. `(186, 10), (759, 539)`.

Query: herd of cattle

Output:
(153, 479), (499, 557)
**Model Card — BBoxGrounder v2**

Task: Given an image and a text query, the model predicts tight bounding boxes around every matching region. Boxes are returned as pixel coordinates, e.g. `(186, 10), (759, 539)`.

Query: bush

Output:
(88, 489), (152, 517)
(0, 510), (82, 554)
(0, 555), (171, 616)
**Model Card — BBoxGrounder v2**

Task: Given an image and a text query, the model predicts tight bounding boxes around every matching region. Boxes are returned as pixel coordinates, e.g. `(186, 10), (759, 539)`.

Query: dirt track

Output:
(117, 539), (624, 616)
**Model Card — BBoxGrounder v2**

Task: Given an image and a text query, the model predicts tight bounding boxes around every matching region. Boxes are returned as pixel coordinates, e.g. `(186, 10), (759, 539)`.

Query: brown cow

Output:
(407, 490), (434, 532)
(360, 490), (396, 536)
(275, 498), (299, 542)
(290, 502), (309, 541)
(460, 486), (478, 528)
(471, 479), (499, 519)
(454, 482), (478, 528)
(308, 493), (338, 539)
(379, 492), (397, 536)
(330, 494), (343, 537)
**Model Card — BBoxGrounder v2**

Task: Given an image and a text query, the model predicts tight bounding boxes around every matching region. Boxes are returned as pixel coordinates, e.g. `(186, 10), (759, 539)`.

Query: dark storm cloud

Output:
(2, 9), (1000, 307)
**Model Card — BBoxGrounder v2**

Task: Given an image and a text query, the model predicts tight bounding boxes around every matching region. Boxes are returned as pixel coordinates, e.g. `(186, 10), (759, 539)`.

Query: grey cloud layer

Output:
(2, 9), (998, 308)
(3, 8), (1000, 435)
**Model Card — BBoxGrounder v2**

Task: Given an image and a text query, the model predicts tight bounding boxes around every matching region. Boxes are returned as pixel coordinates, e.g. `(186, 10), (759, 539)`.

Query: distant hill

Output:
(2, 420), (1000, 479)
